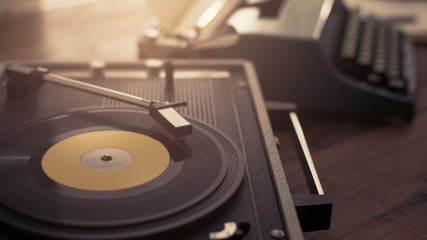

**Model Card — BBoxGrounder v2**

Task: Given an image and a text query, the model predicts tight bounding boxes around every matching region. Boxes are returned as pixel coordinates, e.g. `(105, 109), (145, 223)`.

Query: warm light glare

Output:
(197, 0), (224, 29)
(40, 0), (112, 11)
(313, 0), (334, 38)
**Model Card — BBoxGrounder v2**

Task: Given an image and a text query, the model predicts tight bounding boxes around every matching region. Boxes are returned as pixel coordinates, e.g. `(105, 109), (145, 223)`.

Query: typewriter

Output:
(139, 0), (417, 119)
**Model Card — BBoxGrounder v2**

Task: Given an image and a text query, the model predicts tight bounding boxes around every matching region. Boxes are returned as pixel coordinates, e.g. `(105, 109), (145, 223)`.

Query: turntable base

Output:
(0, 60), (303, 239)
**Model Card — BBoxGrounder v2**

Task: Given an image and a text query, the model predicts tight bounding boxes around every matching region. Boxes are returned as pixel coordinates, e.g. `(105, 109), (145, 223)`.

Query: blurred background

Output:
(0, 0), (153, 60)
(1, 0), (426, 61)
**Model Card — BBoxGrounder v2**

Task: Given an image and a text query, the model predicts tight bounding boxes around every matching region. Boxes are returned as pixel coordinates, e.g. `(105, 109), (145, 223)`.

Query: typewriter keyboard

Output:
(336, 9), (411, 95)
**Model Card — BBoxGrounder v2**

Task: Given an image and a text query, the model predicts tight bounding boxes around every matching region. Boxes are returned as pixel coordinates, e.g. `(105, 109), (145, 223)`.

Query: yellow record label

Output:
(41, 130), (170, 191)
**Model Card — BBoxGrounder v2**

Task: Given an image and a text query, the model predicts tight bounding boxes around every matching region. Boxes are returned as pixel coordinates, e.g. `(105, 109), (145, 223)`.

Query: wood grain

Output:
(277, 47), (427, 239)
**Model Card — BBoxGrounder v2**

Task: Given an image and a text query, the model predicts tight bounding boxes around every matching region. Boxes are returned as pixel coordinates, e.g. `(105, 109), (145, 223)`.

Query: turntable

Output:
(0, 60), (330, 239)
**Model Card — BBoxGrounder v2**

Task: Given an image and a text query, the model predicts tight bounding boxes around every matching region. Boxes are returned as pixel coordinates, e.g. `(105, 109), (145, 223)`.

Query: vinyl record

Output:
(41, 130), (171, 191)
(0, 108), (245, 239)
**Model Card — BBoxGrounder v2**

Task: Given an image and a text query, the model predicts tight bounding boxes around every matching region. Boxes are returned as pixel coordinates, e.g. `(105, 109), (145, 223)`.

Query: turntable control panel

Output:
(0, 60), (304, 239)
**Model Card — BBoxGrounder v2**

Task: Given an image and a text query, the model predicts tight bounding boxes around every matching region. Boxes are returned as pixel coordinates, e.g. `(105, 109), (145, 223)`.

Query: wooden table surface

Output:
(0, 1), (426, 239)
(277, 45), (427, 239)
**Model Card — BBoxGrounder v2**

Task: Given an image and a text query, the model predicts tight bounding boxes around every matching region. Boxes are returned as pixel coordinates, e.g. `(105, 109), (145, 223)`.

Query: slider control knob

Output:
(209, 222), (250, 240)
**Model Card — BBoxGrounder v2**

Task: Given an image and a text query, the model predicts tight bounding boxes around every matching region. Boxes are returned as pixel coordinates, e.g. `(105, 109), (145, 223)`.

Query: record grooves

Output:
(0, 108), (245, 239)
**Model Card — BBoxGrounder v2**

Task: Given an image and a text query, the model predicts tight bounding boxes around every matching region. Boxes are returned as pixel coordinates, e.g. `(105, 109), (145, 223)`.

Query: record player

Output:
(0, 59), (330, 239)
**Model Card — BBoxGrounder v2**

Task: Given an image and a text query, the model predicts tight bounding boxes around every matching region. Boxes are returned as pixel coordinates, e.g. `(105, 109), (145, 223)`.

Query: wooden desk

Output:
(277, 46), (427, 239)
(0, 1), (426, 239)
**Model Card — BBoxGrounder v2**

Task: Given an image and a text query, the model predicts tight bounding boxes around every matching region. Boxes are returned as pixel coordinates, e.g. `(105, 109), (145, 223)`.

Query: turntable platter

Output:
(0, 108), (245, 239)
